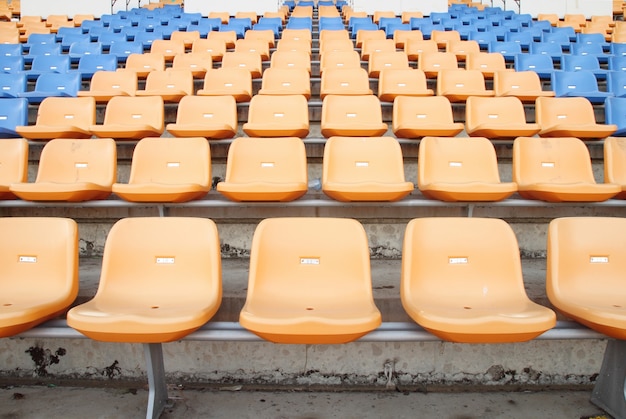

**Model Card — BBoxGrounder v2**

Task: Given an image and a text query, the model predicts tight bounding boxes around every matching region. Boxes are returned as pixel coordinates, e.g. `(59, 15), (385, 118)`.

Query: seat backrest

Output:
(604, 136), (626, 186)
(378, 68), (431, 99)
(0, 72), (26, 97)
(418, 51), (459, 77)
(259, 67), (310, 96)
(143, 69), (194, 96)
(35, 138), (117, 186)
(269, 50), (311, 73)
(85, 70), (137, 95)
(320, 67), (372, 96)
(512, 136), (597, 186)
(102, 95), (164, 128)
(0, 138), (28, 191)
(430, 29), (461, 48)
(514, 53), (556, 74)
(127, 136), (211, 186)
(246, 94), (309, 125)
(191, 38), (226, 61)
(494, 70), (545, 97)
(368, 51), (410, 77)
(466, 52), (507, 77)
(551, 70), (600, 97)
(446, 39), (480, 60)
(222, 136), (307, 184)
(170, 52), (213, 76)
(150, 38), (185, 59)
(173, 94), (237, 127)
(0, 216), (78, 337)
(418, 136), (503, 187)
(392, 95), (457, 128)
(360, 38), (395, 60)
(436, 69), (489, 96)
(234, 38), (270, 59)
(323, 136), (407, 184)
(605, 96), (626, 133)
(170, 29), (201, 47)
(355, 28), (386, 48)
(465, 96), (529, 128)
(77, 54), (118, 74)
(200, 67), (252, 99)
(319, 50), (361, 74)
(221, 51), (263, 77)
(535, 96), (597, 127)
(393, 28), (423, 48)
(124, 52), (165, 77)
(319, 38), (355, 55)
(92, 217), (221, 317)
(322, 94), (384, 126)
(280, 28), (312, 43)
(33, 96), (96, 127)
(244, 29), (275, 47)
(29, 54), (70, 72)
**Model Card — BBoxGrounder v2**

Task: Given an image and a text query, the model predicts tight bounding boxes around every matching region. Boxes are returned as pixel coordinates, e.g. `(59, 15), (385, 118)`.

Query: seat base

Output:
(518, 184), (621, 202)
(323, 183), (414, 202)
(420, 183), (517, 202)
(166, 124), (237, 140)
(10, 183), (111, 202)
(112, 184), (210, 203)
(423, 327), (550, 343)
(539, 125), (617, 139)
(217, 183), (308, 202)
(393, 124), (465, 139)
(247, 330), (375, 344)
(590, 339), (626, 419)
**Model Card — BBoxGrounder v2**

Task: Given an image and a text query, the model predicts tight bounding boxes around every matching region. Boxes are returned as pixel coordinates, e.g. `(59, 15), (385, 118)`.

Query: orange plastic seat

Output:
(322, 136), (414, 201)
(437, 69), (495, 102)
(536, 97), (617, 139)
(208, 30), (237, 49)
(166, 95), (237, 139)
(191, 38), (226, 62)
(235, 11), (258, 24)
(373, 10), (396, 24)
(269, 50), (311, 74)
(15, 97), (95, 140)
(513, 136), (621, 202)
(318, 29), (350, 47)
(320, 67), (373, 99)
(465, 96), (541, 138)
(275, 38), (312, 56)
(319, 50), (362, 76)
(466, 52), (512, 79)
(538, 13), (559, 26)
(171, 53), (212, 78)
(121, 52), (165, 79)
(401, 11), (423, 23)
(150, 39), (186, 61)
(418, 51), (459, 79)
(319, 38), (355, 56)
(217, 136), (308, 202)
(0, 217), (78, 337)
(243, 94), (309, 138)
(547, 217), (626, 340)
(234, 38), (270, 61)
(378, 68), (434, 102)
(321, 95), (388, 137)
(404, 39), (438, 61)
(447, 39), (481, 62)
(604, 137), (626, 199)
(197, 67), (252, 103)
(355, 29), (386, 49)
(417, 136), (517, 201)
(135, 69), (193, 103)
(9, 138), (116, 202)
(401, 217), (556, 343)
(221, 51), (263, 79)
(360, 38), (395, 61)
(244, 28), (275, 48)
(431, 29), (461, 48)
(0, 138), (28, 200)
(258, 67), (311, 99)
(493, 70), (555, 103)
(239, 217), (382, 344)
(392, 95), (464, 138)
(394, 29), (423, 49)
(170, 30), (200, 48)
(112, 137), (211, 203)
(78, 70), (137, 103)
(368, 51), (410, 78)
(281, 28), (312, 44)
(90, 96), (164, 140)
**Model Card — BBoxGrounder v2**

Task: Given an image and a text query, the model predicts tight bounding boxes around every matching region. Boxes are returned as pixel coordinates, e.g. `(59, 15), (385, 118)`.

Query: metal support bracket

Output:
(144, 343), (169, 419)
(590, 339), (626, 419)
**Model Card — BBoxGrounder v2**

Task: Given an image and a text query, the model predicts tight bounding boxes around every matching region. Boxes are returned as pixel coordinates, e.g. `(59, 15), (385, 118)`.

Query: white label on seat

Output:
(75, 163), (87, 168)
(449, 257), (468, 264)
(433, 63), (440, 67)
(261, 162), (274, 167)
(166, 84), (175, 88)
(511, 85), (520, 89)
(287, 63), (295, 67)
(224, 83), (233, 87)
(488, 114), (498, 119)
(190, 64), (198, 68)
(2, 67), (8, 71)
(346, 113), (357, 118)
(590, 256), (609, 263)
(19, 256), (37, 263)
(282, 82), (291, 87)
(112, 84), (120, 89)
(0, 116), (6, 120)
(417, 114), (426, 118)
(557, 114), (567, 119)
(143, 65), (151, 68)
(480, 64), (487, 68)
(384, 63), (391, 66)
(167, 162), (180, 167)
(567, 85), (576, 89)
(57, 86), (65, 90)
(300, 257), (320, 265)
(96, 65), (104, 69)
(455, 83), (464, 87)
(203, 113), (214, 118)
(50, 66), (57, 70)
(156, 257), (175, 264)
(355, 161), (369, 167)
(132, 114), (142, 119)
(397, 83), (406, 87)
(64, 115), (74, 119)
(542, 162), (555, 167)
(574, 66), (582, 70)
(340, 82), (349, 86)
(238, 63), (246, 67)
(449, 161), (462, 167)
(529, 65), (536, 69)
(1, 86), (8, 90)
(274, 113), (284, 117)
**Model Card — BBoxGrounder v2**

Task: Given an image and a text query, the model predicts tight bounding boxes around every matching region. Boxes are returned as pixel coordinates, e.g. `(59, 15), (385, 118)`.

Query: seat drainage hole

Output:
(305, 307), (314, 311)
(3, 303), (11, 307)
(463, 306), (472, 310)
(613, 304), (621, 308)
(151, 306), (159, 309)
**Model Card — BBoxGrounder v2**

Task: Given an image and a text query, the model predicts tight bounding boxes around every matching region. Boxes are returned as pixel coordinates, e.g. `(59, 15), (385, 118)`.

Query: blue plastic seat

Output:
(23, 42), (62, 65)
(468, 30), (497, 49)
(488, 41), (521, 62)
(607, 71), (626, 98)
(570, 42), (611, 64)
(23, 54), (71, 81)
(610, 42), (626, 59)
(504, 30), (533, 50)
(229, 17), (253, 31)
(187, 17), (221, 37)
(68, 41), (103, 64)
(351, 21), (379, 38)
(529, 41), (564, 63)
(378, 16), (402, 32)
(551, 25), (577, 42)
(134, 29), (165, 50)
(109, 40), (143, 63)
(97, 31), (127, 50)
(0, 73), (27, 98)
(542, 31), (571, 52)
(551, 71), (613, 104)
(561, 54), (609, 80)
(384, 22), (411, 39)
(0, 43), (22, 58)
(77, 54), (118, 80)
(0, 97), (28, 138)
(417, 22), (444, 40)
(19, 72), (81, 104)
(511, 13), (532, 27)
(0, 56), (24, 74)
(530, 19), (552, 33)
(577, 32), (610, 52)
(23, 33), (57, 53)
(219, 23), (247, 39)
(514, 53), (558, 80)
(429, 12), (450, 25)
(348, 16), (372, 32)
(320, 16), (344, 31)
(605, 96), (626, 136)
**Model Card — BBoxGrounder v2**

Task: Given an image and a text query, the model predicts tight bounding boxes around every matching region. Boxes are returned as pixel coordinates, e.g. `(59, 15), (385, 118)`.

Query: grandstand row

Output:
(0, 0), (626, 418)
